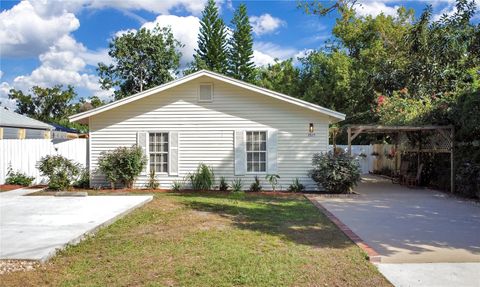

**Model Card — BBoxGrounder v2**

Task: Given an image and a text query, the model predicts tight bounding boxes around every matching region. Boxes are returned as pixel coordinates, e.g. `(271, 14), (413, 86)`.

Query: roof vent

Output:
(198, 83), (213, 102)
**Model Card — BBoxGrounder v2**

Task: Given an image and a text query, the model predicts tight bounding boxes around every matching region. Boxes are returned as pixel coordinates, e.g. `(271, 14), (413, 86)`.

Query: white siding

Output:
(89, 76), (329, 190)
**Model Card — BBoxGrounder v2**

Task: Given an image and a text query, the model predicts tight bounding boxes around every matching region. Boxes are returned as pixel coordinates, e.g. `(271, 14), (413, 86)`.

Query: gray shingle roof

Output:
(0, 108), (53, 130)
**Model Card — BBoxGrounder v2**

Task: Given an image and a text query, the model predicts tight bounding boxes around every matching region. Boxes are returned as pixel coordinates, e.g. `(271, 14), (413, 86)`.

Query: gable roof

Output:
(0, 108), (53, 130)
(69, 70), (346, 124)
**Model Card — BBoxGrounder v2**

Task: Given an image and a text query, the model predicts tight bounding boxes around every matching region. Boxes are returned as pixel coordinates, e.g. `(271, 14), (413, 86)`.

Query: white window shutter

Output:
(137, 131), (149, 174)
(234, 130), (246, 175)
(169, 132), (179, 176)
(267, 130), (278, 174)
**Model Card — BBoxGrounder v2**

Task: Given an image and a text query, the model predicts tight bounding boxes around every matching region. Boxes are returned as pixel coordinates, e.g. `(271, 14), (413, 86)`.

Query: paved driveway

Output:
(311, 175), (480, 286)
(0, 189), (152, 262)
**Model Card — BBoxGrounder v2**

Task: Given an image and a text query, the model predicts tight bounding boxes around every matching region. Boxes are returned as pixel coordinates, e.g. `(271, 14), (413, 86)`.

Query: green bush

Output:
(249, 176), (262, 192)
(5, 165), (34, 186)
(231, 178), (243, 192)
(456, 161), (480, 199)
(265, 174), (280, 192)
(74, 168), (90, 188)
(188, 163), (215, 191)
(37, 155), (81, 190)
(146, 169), (160, 189)
(309, 151), (360, 194)
(219, 176), (229, 191)
(287, 178), (305, 193)
(98, 145), (147, 189)
(171, 180), (182, 192)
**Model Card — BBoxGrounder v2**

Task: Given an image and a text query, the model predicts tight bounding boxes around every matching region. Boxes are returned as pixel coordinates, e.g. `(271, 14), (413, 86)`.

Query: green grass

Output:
(1, 193), (390, 286)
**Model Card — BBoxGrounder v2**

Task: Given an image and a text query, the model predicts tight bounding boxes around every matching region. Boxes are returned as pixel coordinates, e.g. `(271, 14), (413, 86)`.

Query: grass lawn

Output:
(1, 192), (390, 286)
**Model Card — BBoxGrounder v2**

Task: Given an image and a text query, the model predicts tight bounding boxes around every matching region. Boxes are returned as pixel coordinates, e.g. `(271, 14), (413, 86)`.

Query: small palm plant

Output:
(265, 174), (280, 192)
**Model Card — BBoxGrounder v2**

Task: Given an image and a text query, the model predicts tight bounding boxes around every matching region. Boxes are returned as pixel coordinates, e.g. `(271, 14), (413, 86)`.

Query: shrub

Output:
(98, 145), (147, 189)
(231, 178), (243, 192)
(288, 178), (305, 193)
(309, 151), (360, 194)
(188, 163), (215, 191)
(456, 161), (480, 199)
(37, 155), (81, 190)
(265, 174), (280, 192)
(74, 168), (90, 188)
(249, 176), (262, 192)
(146, 169), (160, 189)
(5, 165), (34, 186)
(171, 180), (182, 192)
(219, 176), (229, 191)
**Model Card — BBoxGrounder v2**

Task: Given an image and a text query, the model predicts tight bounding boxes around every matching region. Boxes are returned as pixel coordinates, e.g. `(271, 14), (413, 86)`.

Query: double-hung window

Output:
(149, 132), (168, 173)
(246, 131), (267, 172)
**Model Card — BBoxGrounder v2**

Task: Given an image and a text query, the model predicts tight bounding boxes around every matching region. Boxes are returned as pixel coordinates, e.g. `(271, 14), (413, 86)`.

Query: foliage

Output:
(5, 165), (34, 186)
(8, 85), (88, 132)
(219, 176), (229, 191)
(190, 0), (228, 73)
(97, 146), (147, 189)
(74, 168), (90, 189)
(231, 178), (243, 192)
(171, 181), (182, 192)
(287, 178), (305, 193)
(248, 176), (262, 192)
(37, 155), (81, 190)
(146, 169), (160, 189)
(98, 25), (182, 100)
(455, 161), (480, 199)
(265, 174), (280, 192)
(255, 59), (302, 97)
(188, 163), (215, 191)
(309, 151), (360, 193)
(228, 3), (255, 82)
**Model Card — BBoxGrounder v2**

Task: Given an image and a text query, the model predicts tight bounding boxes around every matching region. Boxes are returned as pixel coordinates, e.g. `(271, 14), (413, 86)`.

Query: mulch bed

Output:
(0, 185), (23, 192)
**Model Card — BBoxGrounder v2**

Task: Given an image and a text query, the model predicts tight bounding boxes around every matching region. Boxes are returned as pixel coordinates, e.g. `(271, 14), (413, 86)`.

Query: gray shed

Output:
(0, 108), (53, 139)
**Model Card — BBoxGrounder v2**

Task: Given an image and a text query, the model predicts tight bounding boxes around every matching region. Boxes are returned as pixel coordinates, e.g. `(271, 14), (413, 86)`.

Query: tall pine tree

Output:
(228, 3), (255, 82)
(192, 0), (228, 73)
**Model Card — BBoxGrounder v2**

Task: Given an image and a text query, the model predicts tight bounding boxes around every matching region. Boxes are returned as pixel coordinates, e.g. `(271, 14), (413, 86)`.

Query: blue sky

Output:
(0, 0), (477, 108)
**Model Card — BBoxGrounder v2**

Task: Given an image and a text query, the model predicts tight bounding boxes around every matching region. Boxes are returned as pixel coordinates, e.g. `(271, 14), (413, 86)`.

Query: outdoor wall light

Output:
(309, 123), (314, 133)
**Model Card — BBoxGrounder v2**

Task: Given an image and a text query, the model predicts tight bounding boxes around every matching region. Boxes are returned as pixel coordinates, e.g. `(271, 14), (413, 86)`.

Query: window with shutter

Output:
(149, 132), (169, 173)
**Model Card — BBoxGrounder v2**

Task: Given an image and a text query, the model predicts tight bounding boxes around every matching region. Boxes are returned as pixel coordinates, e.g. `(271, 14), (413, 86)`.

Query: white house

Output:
(69, 70), (345, 190)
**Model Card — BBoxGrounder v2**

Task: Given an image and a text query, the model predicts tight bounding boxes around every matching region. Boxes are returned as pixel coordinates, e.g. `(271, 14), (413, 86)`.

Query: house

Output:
(0, 108), (53, 139)
(69, 70), (345, 190)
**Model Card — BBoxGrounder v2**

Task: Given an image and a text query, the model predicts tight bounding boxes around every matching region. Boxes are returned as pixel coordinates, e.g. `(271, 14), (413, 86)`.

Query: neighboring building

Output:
(70, 70), (345, 190)
(0, 108), (53, 139)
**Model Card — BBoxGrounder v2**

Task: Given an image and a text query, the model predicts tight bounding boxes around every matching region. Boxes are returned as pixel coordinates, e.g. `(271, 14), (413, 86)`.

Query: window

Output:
(149, 133), (168, 173)
(198, 83), (213, 102)
(246, 131), (267, 172)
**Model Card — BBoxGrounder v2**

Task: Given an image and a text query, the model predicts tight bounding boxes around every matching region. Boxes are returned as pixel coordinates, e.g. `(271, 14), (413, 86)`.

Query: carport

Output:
(346, 125), (455, 192)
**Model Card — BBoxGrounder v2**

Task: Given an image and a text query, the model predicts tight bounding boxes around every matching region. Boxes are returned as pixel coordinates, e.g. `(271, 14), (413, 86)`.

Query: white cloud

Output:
(252, 50), (275, 66)
(0, 1), (80, 58)
(254, 42), (298, 60)
(141, 15), (201, 67)
(0, 81), (16, 110)
(250, 14), (286, 36)
(355, 1), (400, 17)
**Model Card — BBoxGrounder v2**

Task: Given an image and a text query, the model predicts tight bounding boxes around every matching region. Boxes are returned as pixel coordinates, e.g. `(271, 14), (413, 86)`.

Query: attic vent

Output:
(198, 83), (213, 102)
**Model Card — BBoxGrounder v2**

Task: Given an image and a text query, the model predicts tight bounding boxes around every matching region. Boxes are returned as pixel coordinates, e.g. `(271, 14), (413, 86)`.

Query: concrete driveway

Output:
(0, 188), (152, 262)
(310, 175), (480, 287)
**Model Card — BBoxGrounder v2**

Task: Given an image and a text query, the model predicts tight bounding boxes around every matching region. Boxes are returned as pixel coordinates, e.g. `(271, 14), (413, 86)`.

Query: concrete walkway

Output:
(0, 188), (152, 262)
(310, 175), (480, 286)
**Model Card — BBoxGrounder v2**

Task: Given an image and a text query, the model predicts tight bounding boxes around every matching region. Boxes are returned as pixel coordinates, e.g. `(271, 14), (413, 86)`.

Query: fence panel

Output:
(0, 139), (88, 184)
(329, 145), (373, 174)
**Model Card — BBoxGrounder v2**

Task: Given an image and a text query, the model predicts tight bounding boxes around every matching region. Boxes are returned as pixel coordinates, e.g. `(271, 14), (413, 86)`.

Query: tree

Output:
(98, 26), (182, 100)
(228, 3), (255, 82)
(8, 85), (77, 123)
(255, 59), (302, 97)
(191, 0), (228, 73)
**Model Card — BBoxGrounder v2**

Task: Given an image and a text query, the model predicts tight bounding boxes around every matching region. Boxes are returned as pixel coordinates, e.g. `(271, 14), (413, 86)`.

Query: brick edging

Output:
(304, 194), (382, 263)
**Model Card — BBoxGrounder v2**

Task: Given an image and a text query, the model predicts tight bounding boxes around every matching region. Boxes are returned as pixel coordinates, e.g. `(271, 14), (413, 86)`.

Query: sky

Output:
(0, 0), (478, 109)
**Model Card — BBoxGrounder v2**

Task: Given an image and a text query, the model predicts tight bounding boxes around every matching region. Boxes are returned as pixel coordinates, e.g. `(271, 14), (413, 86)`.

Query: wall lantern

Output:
(309, 123), (314, 133)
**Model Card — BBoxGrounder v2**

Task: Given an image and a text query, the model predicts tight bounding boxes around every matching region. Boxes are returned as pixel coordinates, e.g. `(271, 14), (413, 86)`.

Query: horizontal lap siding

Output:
(89, 76), (329, 190)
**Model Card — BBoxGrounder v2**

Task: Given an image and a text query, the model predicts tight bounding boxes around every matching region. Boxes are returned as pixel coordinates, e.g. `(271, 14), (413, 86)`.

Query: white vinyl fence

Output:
(0, 139), (88, 184)
(329, 145), (373, 174)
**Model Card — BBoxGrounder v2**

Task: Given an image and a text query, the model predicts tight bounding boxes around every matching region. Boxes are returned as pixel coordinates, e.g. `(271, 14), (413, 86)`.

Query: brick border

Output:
(304, 194), (382, 263)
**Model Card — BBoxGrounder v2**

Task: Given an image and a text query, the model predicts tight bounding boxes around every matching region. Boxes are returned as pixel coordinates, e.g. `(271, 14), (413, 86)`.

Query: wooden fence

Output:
(0, 139), (88, 184)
